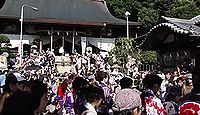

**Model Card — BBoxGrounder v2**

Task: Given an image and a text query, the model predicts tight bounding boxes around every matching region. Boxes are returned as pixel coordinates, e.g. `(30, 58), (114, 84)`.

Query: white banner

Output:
(81, 37), (87, 54)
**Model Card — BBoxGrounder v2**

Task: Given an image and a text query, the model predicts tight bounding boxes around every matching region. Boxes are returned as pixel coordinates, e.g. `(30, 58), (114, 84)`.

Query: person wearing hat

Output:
(112, 77), (142, 115)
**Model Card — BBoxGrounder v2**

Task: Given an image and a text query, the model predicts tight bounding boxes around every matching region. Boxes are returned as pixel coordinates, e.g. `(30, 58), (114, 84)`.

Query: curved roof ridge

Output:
(190, 15), (200, 24)
(161, 16), (192, 24)
(147, 22), (199, 35)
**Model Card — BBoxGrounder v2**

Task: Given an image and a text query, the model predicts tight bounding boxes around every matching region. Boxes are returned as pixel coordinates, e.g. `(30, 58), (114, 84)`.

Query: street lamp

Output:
(125, 11), (131, 38)
(19, 4), (38, 67)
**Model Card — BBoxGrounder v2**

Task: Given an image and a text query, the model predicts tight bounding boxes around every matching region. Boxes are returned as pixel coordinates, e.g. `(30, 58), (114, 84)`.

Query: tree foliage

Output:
(0, 35), (10, 43)
(106, 0), (141, 21)
(106, 0), (200, 33)
(109, 38), (157, 65)
(138, 7), (160, 32)
(109, 37), (139, 65)
(166, 1), (200, 19)
(139, 51), (157, 64)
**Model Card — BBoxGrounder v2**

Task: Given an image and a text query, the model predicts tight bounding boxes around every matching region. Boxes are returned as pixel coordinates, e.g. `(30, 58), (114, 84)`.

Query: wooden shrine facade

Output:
(140, 16), (200, 71)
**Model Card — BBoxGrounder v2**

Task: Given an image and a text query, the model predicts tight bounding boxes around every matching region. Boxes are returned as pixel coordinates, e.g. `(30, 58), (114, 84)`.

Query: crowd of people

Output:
(0, 48), (200, 115)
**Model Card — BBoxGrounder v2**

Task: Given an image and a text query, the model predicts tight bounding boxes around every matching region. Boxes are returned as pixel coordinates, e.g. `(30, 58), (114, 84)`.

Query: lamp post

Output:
(19, 4), (38, 67)
(125, 11), (131, 38)
(72, 28), (75, 53)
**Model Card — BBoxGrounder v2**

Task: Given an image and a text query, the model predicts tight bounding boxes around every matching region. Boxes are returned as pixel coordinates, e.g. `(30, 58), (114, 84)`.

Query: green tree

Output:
(153, 0), (174, 16)
(195, 0), (200, 7)
(106, 0), (141, 21)
(166, 0), (200, 19)
(109, 37), (157, 66)
(139, 51), (157, 64)
(138, 7), (160, 32)
(0, 35), (12, 67)
(109, 37), (140, 67)
(0, 35), (10, 44)
(106, 0), (200, 34)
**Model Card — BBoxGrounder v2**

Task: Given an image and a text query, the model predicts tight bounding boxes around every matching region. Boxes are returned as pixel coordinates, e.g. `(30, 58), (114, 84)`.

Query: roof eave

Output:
(0, 16), (142, 27)
(0, 16), (105, 26)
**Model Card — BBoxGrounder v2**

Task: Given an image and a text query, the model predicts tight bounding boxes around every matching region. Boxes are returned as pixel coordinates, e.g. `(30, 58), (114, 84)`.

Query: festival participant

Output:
(112, 77), (142, 115)
(17, 80), (48, 115)
(163, 86), (181, 115)
(183, 77), (193, 96)
(81, 85), (104, 115)
(140, 73), (166, 115)
(95, 71), (113, 115)
(179, 67), (200, 115)
(160, 71), (171, 101)
(56, 79), (68, 108)
(175, 77), (184, 97)
(72, 77), (90, 115)
(3, 73), (19, 93)
(63, 79), (75, 115)
(1, 91), (35, 115)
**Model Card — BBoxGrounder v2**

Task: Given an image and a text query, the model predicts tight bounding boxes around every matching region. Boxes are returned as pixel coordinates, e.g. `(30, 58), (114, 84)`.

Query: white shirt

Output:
(81, 103), (97, 115)
(160, 79), (169, 101)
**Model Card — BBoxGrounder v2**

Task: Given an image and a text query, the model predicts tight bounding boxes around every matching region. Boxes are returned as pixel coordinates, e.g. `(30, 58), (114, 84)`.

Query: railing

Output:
(138, 64), (156, 72)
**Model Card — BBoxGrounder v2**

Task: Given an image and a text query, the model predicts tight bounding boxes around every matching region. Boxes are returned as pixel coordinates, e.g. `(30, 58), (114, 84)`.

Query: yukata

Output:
(74, 92), (87, 115)
(140, 89), (166, 115)
(163, 101), (179, 115)
(179, 92), (200, 115)
(63, 90), (75, 115)
(55, 89), (75, 115)
(56, 84), (65, 107)
(97, 82), (113, 115)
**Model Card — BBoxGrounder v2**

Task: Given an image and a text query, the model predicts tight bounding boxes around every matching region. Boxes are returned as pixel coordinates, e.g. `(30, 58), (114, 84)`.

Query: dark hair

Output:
(1, 91), (35, 115)
(120, 77), (133, 89)
(143, 73), (163, 89)
(164, 71), (171, 75)
(165, 86), (182, 102)
(68, 73), (77, 80)
(61, 79), (72, 94)
(18, 80), (47, 110)
(176, 77), (184, 83)
(72, 77), (89, 94)
(82, 85), (104, 103)
(185, 78), (192, 86)
(3, 73), (18, 93)
(95, 71), (109, 82)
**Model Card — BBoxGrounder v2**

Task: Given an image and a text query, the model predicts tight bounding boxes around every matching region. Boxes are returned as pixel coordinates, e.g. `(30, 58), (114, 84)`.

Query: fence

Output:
(138, 64), (156, 72)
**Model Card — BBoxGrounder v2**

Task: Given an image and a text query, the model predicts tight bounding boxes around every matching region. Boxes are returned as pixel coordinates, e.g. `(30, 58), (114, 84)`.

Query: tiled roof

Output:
(0, 0), (141, 26)
(161, 16), (192, 24)
(162, 15), (200, 25)
(148, 22), (200, 35)
(139, 15), (200, 50)
(148, 16), (200, 36)
(190, 15), (200, 24)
